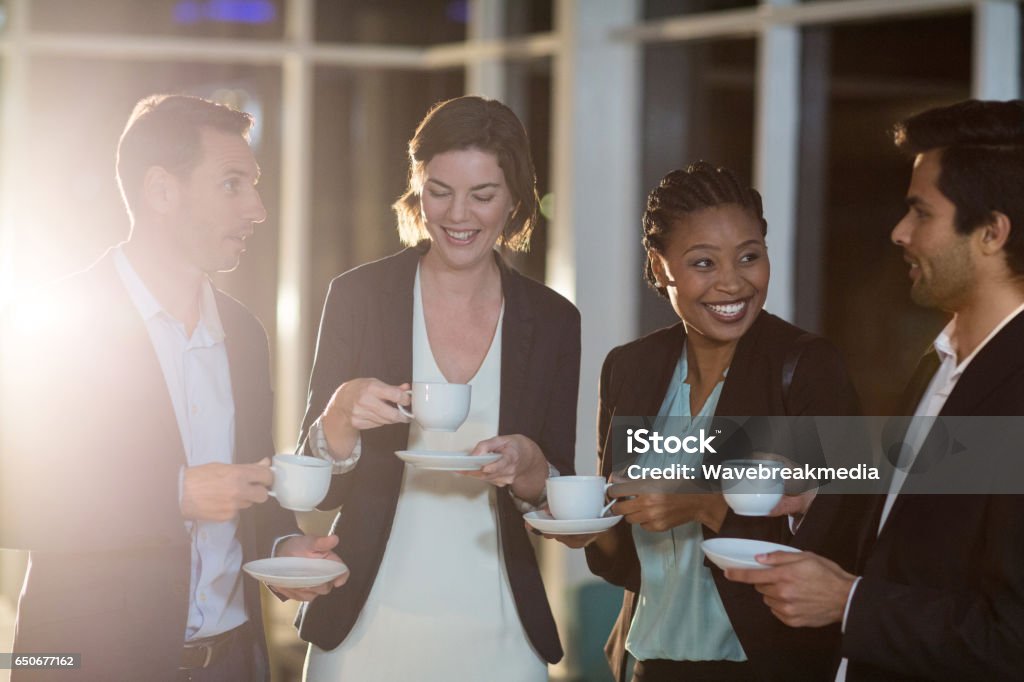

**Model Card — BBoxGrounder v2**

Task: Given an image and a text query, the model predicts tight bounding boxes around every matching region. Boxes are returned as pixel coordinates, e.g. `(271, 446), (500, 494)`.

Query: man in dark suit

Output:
(725, 99), (1024, 680)
(0, 94), (344, 681)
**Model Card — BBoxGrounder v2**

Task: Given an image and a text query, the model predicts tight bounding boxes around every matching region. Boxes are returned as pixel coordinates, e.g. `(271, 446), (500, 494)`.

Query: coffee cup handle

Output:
(267, 466), (278, 498)
(397, 390), (414, 420)
(601, 482), (615, 516)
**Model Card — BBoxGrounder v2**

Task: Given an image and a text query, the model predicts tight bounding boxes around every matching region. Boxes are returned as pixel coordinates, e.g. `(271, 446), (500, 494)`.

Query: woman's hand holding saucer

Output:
(461, 434), (549, 503)
(270, 534), (349, 602)
(531, 524), (607, 549)
(527, 503), (620, 550)
(612, 490), (728, 533)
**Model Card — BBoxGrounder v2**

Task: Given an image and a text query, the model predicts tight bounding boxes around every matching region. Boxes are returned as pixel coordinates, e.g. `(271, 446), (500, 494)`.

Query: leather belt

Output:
(180, 623), (246, 670)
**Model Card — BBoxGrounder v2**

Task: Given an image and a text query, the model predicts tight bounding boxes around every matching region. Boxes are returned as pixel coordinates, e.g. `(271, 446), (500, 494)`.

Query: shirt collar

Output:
(112, 245), (225, 343)
(933, 301), (1024, 379)
(197, 277), (226, 343)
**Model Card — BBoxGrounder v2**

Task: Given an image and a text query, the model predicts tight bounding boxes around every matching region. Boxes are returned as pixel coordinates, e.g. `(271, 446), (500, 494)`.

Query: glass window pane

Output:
(799, 13), (971, 413)
(29, 0), (286, 39)
(504, 56), (553, 282)
(644, 0), (755, 20)
(315, 0), (466, 45)
(639, 38), (757, 332)
(308, 67), (464, 330)
(505, 0), (553, 37)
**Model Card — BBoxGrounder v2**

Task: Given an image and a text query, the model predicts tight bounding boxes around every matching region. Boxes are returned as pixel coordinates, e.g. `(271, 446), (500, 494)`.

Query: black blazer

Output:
(585, 311), (871, 682)
(294, 244), (581, 664)
(842, 309), (1024, 681)
(0, 250), (298, 682)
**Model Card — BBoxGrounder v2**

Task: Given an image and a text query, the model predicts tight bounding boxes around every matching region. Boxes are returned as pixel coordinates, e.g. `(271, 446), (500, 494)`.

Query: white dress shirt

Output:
(113, 247), (247, 641)
(836, 302), (1024, 680)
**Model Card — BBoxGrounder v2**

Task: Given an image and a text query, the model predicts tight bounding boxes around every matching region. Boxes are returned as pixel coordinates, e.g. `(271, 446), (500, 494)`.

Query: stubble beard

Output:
(910, 240), (974, 311)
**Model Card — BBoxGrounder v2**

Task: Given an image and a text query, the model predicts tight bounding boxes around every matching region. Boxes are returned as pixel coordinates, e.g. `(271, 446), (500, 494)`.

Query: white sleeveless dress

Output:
(304, 268), (546, 681)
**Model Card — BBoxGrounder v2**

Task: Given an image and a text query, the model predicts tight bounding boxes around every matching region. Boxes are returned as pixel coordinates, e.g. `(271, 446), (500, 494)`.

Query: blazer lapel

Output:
(610, 324), (684, 431)
(872, 348), (940, 541)
(883, 311), (1024, 538)
(378, 248), (420, 388)
(901, 348), (942, 415)
(97, 252), (188, 469)
(603, 333), (682, 478)
(940, 309), (1024, 416)
(95, 253), (191, 545)
(497, 255), (534, 436)
(217, 292), (268, 467)
(716, 313), (766, 416)
(218, 297), (245, 464)
(363, 247), (419, 483)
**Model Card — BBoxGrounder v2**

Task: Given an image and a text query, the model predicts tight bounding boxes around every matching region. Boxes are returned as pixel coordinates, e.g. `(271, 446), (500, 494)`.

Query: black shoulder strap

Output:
(782, 332), (817, 406)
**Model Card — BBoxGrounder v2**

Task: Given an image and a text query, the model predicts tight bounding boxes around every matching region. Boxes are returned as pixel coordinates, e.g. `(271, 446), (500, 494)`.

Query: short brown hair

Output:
(392, 96), (539, 252)
(893, 99), (1024, 276)
(116, 94), (253, 220)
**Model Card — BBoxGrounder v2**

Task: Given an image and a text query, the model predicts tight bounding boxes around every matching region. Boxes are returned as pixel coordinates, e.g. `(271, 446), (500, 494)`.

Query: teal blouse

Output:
(625, 345), (746, 663)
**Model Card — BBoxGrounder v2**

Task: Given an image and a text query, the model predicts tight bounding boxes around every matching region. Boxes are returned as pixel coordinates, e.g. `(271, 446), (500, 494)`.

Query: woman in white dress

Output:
(294, 96), (581, 681)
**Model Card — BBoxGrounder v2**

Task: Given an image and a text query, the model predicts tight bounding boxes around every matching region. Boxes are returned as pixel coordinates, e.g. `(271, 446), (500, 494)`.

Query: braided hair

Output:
(642, 161), (767, 298)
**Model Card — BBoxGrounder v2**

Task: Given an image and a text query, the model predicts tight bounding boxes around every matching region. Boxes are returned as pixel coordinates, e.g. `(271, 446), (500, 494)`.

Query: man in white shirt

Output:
(0, 95), (345, 681)
(725, 99), (1024, 680)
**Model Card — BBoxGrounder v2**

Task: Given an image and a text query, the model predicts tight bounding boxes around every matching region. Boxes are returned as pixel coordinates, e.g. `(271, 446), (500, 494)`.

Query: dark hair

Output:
(392, 96), (538, 252)
(642, 161), (767, 298)
(893, 99), (1024, 275)
(116, 94), (254, 221)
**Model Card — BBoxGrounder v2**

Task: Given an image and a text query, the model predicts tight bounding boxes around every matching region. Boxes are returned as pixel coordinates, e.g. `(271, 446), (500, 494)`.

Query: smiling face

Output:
(170, 127), (266, 274)
(891, 150), (976, 312)
(650, 204), (770, 347)
(418, 148), (515, 272)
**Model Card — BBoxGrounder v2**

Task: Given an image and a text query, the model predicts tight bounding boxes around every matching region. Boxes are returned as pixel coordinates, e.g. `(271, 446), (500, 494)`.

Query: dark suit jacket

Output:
(585, 311), (872, 682)
(0, 250), (298, 681)
(843, 309), (1024, 681)
(293, 244), (581, 664)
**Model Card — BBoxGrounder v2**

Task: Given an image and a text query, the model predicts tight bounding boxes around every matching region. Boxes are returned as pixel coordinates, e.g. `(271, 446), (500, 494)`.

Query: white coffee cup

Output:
(547, 476), (615, 520)
(268, 454), (332, 512)
(397, 382), (471, 432)
(720, 459), (785, 516)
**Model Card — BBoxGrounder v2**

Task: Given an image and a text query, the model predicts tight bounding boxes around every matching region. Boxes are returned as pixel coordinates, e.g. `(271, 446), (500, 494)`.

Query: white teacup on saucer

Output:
(720, 459), (785, 516)
(524, 510), (622, 535)
(547, 475), (614, 520)
(397, 382), (471, 432)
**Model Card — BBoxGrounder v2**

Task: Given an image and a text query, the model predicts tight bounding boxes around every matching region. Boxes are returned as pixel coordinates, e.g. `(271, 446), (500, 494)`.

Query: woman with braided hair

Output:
(547, 162), (869, 681)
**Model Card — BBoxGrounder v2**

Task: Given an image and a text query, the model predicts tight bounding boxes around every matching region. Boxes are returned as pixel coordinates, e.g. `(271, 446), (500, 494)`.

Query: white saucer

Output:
(243, 557), (348, 588)
(524, 510), (622, 535)
(700, 538), (800, 571)
(395, 450), (501, 471)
